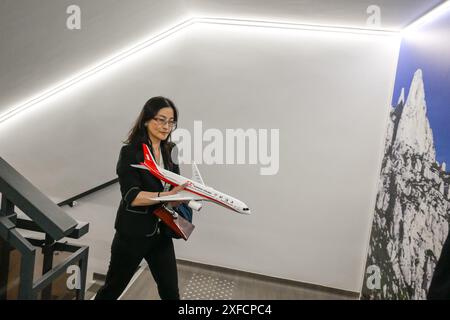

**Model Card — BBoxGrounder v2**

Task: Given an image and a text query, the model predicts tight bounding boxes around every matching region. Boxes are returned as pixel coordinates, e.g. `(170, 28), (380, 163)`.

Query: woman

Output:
(95, 96), (189, 300)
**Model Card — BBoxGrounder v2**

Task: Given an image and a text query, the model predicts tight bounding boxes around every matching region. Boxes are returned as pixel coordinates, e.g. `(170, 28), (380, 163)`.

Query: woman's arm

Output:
(130, 191), (168, 207)
(130, 182), (190, 207)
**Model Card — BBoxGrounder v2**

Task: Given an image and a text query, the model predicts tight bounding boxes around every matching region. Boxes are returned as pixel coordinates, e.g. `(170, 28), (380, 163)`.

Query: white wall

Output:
(0, 22), (400, 292)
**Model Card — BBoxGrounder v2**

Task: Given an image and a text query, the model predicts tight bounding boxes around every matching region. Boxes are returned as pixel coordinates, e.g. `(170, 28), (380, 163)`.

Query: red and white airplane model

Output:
(131, 144), (251, 214)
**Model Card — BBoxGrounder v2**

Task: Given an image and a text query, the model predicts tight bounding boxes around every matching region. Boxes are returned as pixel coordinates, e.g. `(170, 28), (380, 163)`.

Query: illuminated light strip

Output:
(0, 17), (401, 124)
(402, 0), (450, 35)
(194, 17), (400, 37)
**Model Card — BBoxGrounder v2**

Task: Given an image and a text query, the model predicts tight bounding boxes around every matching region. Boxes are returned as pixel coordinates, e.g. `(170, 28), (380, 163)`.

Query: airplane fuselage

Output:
(144, 162), (250, 214)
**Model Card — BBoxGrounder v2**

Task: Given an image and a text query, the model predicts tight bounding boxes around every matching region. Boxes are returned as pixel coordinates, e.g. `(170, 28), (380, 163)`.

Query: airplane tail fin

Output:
(142, 143), (161, 173)
(192, 162), (205, 185)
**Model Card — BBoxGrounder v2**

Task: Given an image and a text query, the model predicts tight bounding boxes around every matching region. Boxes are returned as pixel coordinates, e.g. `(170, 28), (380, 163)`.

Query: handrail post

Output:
(0, 195), (14, 300)
(41, 234), (55, 299)
(1, 194), (14, 217)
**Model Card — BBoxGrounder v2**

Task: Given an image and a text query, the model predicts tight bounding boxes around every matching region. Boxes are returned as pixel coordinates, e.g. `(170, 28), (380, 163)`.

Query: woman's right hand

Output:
(169, 181), (191, 195)
(167, 181), (191, 207)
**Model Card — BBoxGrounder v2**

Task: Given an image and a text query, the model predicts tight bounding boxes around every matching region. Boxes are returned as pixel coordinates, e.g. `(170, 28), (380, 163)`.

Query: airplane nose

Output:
(242, 207), (251, 214)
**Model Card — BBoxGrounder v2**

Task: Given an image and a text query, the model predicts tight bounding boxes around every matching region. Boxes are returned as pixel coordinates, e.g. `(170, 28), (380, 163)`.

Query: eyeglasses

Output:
(152, 117), (177, 129)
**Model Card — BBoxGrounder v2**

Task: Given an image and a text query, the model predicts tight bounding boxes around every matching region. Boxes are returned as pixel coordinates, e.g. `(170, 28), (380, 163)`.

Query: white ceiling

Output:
(187, 0), (444, 30)
(0, 0), (444, 116)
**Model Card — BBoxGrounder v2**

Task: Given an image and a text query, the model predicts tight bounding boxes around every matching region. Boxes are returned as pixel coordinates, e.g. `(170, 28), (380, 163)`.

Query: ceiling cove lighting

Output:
(402, 0), (450, 35)
(194, 17), (399, 36)
(0, 14), (426, 124)
(0, 18), (196, 124)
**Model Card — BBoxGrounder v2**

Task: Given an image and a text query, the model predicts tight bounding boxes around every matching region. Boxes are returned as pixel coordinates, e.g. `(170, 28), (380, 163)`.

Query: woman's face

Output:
(147, 107), (175, 142)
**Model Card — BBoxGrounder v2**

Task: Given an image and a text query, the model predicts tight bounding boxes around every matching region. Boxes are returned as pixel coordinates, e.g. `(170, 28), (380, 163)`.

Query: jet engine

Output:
(188, 200), (202, 211)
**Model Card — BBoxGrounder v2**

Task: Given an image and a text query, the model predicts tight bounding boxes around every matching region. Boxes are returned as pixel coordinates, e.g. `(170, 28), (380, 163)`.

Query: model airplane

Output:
(131, 143), (251, 215)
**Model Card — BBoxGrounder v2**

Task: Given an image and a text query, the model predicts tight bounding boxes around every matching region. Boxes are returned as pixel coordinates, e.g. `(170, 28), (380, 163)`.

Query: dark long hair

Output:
(125, 96), (178, 169)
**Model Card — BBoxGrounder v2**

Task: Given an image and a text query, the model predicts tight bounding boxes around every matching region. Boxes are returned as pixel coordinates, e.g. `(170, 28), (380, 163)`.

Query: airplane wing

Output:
(151, 190), (203, 202)
(151, 194), (193, 202)
(192, 162), (205, 185)
(131, 164), (148, 170)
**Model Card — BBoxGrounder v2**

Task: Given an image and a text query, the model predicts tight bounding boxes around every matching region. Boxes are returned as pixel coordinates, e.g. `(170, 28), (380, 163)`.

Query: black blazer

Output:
(114, 142), (179, 237)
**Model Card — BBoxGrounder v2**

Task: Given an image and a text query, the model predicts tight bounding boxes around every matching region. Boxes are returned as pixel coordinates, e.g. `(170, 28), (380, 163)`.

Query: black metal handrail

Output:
(0, 158), (77, 240)
(57, 178), (118, 207)
(0, 156), (90, 300)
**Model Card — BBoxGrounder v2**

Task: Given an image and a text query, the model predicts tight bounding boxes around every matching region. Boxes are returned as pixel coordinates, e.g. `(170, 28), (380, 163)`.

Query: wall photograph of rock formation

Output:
(362, 10), (450, 300)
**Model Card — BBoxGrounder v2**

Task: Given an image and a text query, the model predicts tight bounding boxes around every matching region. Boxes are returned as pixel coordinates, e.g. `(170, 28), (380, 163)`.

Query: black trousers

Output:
(428, 232), (450, 300)
(95, 230), (179, 300)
